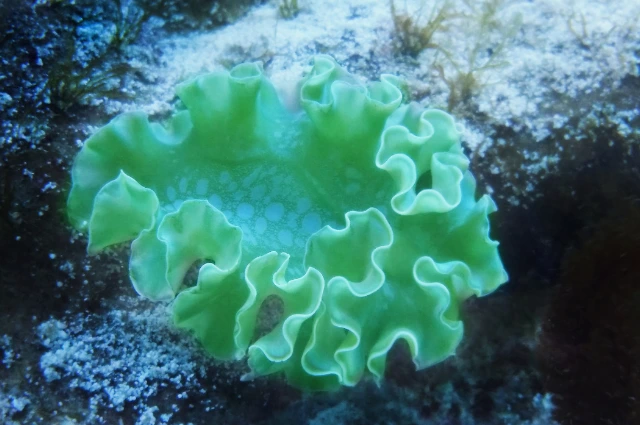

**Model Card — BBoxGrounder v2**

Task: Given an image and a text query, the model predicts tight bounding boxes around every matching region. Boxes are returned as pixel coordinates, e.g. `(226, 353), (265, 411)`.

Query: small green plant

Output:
(434, 0), (521, 110)
(279, 0), (299, 19)
(44, 1), (151, 112)
(435, 41), (510, 111)
(111, 0), (151, 50)
(390, 0), (452, 57)
(47, 39), (134, 111)
(566, 9), (639, 51)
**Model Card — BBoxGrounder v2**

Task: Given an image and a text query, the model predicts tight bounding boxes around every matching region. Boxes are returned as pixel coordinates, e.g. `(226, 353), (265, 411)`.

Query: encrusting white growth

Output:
(37, 301), (227, 417)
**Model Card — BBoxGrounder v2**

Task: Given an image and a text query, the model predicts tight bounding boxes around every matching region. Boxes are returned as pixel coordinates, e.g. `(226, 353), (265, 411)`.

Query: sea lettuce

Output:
(67, 56), (508, 390)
